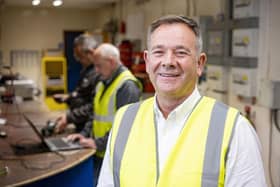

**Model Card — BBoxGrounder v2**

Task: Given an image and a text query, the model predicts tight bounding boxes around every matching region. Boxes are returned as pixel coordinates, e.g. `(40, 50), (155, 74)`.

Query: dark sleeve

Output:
(66, 103), (93, 126)
(116, 80), (142, 109)
(66, 69), (100, 109)
(66, 72), (99, 127)
(79, 120), (93, 137)
(95, 132), (110, 151)
(79, 121), (109, 151)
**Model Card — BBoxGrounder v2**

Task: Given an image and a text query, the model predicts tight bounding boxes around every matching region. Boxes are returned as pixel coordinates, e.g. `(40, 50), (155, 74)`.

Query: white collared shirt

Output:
(97, 88), (267, 187)
(154, 88), (201, 172)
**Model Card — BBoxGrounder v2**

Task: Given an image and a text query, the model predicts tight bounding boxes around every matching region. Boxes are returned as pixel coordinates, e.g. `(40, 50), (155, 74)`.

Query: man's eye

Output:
(152, 50), (164, 56)
(175, 51), (188, 57)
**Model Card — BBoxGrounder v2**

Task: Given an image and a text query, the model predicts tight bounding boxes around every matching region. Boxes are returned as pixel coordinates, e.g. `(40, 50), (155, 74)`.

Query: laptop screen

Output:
(22, 114), (83, 151)
(22, 113), (45, 143)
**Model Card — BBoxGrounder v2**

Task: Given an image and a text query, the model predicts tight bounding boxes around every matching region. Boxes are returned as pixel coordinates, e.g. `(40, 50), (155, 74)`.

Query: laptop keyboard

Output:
(51, 138), (70, 148)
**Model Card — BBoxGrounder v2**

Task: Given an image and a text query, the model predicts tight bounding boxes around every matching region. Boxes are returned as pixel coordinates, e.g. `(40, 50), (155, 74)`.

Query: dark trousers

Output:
(93, 155), (103, 187)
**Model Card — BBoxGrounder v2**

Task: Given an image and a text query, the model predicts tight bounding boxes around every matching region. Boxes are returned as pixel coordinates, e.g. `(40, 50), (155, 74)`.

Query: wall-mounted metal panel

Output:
(232, 29), (258, 57)
(233, 0), (259, 19)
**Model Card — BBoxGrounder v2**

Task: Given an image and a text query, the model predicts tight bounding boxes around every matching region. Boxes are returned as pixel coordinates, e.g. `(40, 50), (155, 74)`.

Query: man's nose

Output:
(162, 51), (175, 66)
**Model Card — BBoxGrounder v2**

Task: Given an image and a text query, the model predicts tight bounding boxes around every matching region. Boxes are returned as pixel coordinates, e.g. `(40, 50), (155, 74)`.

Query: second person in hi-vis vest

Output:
(67, 43), (142, 186)
(97, 15), (267, 187)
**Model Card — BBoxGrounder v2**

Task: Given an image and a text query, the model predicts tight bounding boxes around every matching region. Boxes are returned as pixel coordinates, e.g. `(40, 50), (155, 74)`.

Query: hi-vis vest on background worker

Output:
(93, 69), (142, 158)
(109, 96), (239, 187)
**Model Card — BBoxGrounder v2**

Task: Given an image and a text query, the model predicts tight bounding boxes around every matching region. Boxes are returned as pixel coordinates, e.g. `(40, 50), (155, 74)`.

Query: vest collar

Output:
(102, 65), (126, 86)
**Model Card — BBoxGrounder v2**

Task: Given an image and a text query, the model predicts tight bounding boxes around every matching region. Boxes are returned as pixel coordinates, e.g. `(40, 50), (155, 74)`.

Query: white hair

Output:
(98, 43), (120, 62)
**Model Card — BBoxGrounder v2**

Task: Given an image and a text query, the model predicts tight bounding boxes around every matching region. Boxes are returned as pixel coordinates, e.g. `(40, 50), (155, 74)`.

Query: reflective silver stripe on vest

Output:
(113, 102), (141, 187)
(108, 75), (135, 119)
(97, 76), (131, 124)
(112, 99), (237, 187)
(201, 101), (236, 187)
(94, 115), (114, 123)
(108, 88), (116, 117)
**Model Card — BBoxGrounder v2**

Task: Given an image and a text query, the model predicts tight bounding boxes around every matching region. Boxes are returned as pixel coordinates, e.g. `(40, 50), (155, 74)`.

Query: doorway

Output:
(64, 30), (84, 92)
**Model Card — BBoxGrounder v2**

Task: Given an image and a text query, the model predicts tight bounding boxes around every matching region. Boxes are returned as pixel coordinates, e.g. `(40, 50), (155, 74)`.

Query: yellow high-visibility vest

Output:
(110, 96), (239, 187)
(93, 69), (141, 157)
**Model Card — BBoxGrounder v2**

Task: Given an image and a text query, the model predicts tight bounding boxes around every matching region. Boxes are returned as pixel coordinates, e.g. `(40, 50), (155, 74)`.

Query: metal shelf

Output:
(207, 56), (258, 68)
(230, 17), (259, 29)
(207, 21), (226, 31)
(229, 57), (258, 68)
(207, 56), (225, 66)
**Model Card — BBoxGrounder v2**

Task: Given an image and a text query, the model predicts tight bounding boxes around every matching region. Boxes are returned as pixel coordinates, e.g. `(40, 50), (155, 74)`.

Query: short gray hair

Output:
(74, 33), (99, 51)
(147, 15), (203, 54)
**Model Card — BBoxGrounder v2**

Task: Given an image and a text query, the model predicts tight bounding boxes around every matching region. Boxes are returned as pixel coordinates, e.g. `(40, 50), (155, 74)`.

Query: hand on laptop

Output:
(67, 133), (97, 149)
(54, 114), (67, 134)
(67, 133), (82, 143)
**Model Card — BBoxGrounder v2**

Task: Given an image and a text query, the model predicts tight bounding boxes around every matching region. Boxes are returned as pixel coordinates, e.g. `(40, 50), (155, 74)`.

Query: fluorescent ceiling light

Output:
(32, 0), (41, 6)
(53, 0), (63, 7)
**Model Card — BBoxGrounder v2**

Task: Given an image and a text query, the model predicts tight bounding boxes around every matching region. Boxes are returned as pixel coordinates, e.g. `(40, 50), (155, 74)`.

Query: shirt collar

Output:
(154, 87), (202, 121)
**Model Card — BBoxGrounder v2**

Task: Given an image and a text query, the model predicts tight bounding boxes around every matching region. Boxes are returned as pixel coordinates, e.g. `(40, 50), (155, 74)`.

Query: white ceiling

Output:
(2, 0), (116, 9)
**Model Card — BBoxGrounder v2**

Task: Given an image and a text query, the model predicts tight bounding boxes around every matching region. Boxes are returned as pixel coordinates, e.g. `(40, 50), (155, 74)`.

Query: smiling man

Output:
(97, 15), (267, 187)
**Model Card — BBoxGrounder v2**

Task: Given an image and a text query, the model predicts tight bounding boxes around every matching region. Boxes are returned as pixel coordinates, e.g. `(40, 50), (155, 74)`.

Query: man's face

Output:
(85, 49), (95, 63)
(73, 45), (90, 65)
(144, 23), (205, 99)
(93, 53), (113, 80)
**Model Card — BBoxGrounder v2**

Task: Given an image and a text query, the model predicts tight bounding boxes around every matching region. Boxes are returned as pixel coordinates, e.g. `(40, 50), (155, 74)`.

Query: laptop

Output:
(22, 114), (83, 152)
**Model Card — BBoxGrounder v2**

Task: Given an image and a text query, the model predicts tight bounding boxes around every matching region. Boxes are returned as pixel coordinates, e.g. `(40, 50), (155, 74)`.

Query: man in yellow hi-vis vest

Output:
(97, 15), (267, 187)
(67, 43), (142, 186)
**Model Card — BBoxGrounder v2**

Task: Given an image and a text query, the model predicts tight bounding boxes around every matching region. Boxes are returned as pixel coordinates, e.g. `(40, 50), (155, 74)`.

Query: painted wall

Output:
(1, 6), (97, 64)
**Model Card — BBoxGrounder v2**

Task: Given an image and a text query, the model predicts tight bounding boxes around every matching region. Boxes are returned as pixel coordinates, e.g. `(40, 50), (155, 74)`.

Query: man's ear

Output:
(144, 50), (149, 73)
(108, 57), (114, 66)
(197, 52), (207, 76)
(108, 56), (119, 69)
